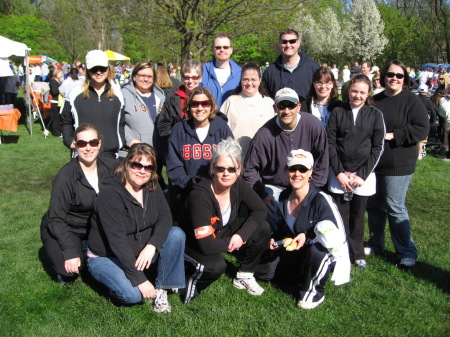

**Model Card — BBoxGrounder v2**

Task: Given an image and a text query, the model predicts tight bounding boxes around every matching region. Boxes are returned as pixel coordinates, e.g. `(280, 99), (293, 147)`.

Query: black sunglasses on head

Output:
(386, 72), (404, 79)
(288, 165), (310, 173)
(76, 139), (100, 148)
(129, 161), (155, 173)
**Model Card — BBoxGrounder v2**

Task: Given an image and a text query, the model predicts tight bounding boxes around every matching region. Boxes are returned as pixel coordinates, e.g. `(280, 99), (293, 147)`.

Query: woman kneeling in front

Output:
(87, 143), (185, 313)
(181, 138), (270, 303)
(261, 149), (350, 310)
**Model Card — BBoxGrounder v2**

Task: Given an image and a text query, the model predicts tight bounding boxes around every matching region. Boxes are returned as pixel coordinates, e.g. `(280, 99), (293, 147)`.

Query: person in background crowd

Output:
(372, 74), (384, 95)
(166, 87), (233, 224)
(327, 74), (385, 268)
(256, 149), (350, 310)
(156, 64), (176, 96)
(350, 61), (362, 76)
(366, 60), (429, 268)
(3, 74), (20, 106)
(61, 50), (125, 159)
(59, 67), (83, 100)
(300, 67), (342, 128)
(41, 124), (118, 285)
(87, 143), (185, 313)
(201, 33), (242, 107)
(263, 28), (320, 101)
(331, 64), (339, 82)
(416, 84), (437, 160)
(361, 62), (373, 81)
(182, 138), (270, 303)
(431, 87), (450, 162)
(49, 68), (63, 137)
(220, 63), (275, 157)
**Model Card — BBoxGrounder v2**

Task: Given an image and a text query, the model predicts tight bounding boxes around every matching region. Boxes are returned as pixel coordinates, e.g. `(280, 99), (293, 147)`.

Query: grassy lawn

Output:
(0, 120), (449, 337)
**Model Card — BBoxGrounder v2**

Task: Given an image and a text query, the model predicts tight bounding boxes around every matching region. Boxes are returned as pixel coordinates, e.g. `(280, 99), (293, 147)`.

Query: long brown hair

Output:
(83, 66), (116, 99)
(115, 143), (158, 191)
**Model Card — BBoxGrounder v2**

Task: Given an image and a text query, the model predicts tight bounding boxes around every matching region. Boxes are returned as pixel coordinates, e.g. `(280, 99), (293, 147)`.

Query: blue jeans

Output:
(366, 174), (418, 260)
(87, 226), (186, 304)
(265, 185), (285, 231)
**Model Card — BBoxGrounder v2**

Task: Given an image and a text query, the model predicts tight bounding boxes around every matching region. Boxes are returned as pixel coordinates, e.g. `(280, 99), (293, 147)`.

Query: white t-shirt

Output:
(214, 66), (231, 87)
(195, 124), (210, 143)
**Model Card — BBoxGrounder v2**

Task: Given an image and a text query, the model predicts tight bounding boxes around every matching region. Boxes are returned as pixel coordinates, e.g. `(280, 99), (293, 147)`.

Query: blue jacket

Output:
(200, 58), (242, 107)
(166, 112), (233, 189)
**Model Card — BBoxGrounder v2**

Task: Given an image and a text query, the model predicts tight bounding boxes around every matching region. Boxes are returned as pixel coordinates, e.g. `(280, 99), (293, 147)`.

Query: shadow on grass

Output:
(375, 251), (450, 294)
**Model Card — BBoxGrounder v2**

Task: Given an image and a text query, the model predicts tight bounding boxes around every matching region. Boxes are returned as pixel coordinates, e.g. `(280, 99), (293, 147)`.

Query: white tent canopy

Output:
(0, 35), (30, 58)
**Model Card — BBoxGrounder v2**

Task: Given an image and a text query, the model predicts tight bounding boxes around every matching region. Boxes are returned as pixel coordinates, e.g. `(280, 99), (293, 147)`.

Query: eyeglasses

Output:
(214, 46), (231, 50)
(89, 66), (108, 74)
(280, 39), (298, 45)
(276, 101), (298, 110)
(214, 166), (239, 173)
(129, 161), (154, 173)
(288, 165), (310, 173)
(314, 81), (333, 87)
(75, 139), (100, 148)
(386, 72), (404, 79)
(136, 74), (153, 80)
(242, 78), (260, 83)
(190, 100), (212, 108)
(183, 75), (200, 81)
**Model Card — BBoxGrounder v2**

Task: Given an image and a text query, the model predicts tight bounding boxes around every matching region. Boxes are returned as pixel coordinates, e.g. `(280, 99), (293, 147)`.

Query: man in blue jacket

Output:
(262, 29), (319, 101)
(201, 33), (242, 107)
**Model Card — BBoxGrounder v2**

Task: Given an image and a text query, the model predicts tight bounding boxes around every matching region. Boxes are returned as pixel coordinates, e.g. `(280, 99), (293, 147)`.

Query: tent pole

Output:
(25, 51), (33, 136)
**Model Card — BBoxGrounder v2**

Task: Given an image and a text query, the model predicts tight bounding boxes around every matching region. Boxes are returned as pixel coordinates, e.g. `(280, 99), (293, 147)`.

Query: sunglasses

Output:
(214, 166), (239, 173)
(190, 100), (212, 108)
(276, 101), (298, 110)
(214, 46), (231, 50)
(183, 75), (200, 81)
(89, 66), (108, 74)
(76, 139), (100, 148)
(288, 165), (310, 173)
(280, 39), (298, 45)
(129, 161), (155, 173)
(386, 72), (404, 79)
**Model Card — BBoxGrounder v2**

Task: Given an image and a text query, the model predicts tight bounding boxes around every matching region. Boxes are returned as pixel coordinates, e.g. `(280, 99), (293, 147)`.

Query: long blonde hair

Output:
(82, 66), (116, 99)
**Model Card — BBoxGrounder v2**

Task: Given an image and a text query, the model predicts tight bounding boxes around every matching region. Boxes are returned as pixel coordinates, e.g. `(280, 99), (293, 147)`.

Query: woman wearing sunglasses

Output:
(259, 149), (350, 310)
(300, 67), (342, 128)
(220, 63), (275, 157)
(182, 138), (270, 303)
(87, 143), (185, 313)
(366, 60), (429, 268)
(61, 50), (125, 159)
(166, 86), (233, 223)
(41, 123), (118, 285)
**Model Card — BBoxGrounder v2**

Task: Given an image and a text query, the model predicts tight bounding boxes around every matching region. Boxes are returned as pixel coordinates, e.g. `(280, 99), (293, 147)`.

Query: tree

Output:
(343, 0), (388, 62)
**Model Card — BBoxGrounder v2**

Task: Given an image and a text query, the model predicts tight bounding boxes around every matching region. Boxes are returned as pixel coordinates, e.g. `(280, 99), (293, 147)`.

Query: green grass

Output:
(0, 121), (449, 337)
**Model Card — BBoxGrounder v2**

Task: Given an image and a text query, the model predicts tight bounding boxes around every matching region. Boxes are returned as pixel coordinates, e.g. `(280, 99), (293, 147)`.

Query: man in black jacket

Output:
(262, 29), (319, 101)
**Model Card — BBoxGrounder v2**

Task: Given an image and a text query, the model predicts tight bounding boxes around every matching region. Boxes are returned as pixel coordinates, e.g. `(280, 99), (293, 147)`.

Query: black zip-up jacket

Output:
(262, 51), (320, 101)
(327, 103), (386, 180)
(61, 82), (125, 157)
(182, 176), (268, 255)
(88, 176), (172, 287)
(41, 157), (118, 260)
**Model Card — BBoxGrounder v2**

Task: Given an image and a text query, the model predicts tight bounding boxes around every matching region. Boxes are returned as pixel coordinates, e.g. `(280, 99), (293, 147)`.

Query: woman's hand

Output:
(135, 244), (156, 271)
(228, 234), (244, 252)
(349, 175), (365, 187)
(64, 257), (81, 274)
(292, 233), (306, 250)
(269, 238), (279, 250)
(337, 172), (353, 192)
(138, 280), (156, 299)
(385, 132), (394, 140)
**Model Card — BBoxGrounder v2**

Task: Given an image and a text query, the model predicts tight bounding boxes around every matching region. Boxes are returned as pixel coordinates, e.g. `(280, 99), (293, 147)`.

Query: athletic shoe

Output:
(398, 258), (416, 268)
(355, 259), (367, 268)
(297, 296), (325, 310)
(233, 276), (265, 296)
(153, 289), (171, 313)
(364, 246), (383, 255)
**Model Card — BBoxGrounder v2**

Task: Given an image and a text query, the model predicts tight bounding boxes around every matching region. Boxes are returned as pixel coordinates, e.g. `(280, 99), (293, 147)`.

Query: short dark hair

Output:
(231, 63), (270, 97)
(184, 87), (218, 120)
(379, 60), (408, 90)
(279, 29), (299, 40)
(132, 62), (156, 91)
(74, 123), (100, 142)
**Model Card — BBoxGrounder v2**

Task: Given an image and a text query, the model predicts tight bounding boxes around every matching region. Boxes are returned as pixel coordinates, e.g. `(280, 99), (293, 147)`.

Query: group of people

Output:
(40, 28), (432, 313)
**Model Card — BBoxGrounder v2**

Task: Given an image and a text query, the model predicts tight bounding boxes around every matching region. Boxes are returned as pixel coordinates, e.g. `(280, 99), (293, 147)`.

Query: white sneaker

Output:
(398, 258), (416, 268)
(233, 272), (265, 296)
(153, 289), (171, 313)
(297, 296), (325, 310)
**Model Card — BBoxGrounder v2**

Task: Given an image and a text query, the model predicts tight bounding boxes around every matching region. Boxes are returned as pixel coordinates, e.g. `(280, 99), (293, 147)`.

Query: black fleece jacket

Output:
(88, 176), (172, 286)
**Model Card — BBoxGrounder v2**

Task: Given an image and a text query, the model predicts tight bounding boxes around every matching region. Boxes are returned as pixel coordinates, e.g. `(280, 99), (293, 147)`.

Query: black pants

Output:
(41, 225), (86, 277)
(49, 103), (62, 136)
(183, 219), (270, 303)
(332, 193), (368, 261)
